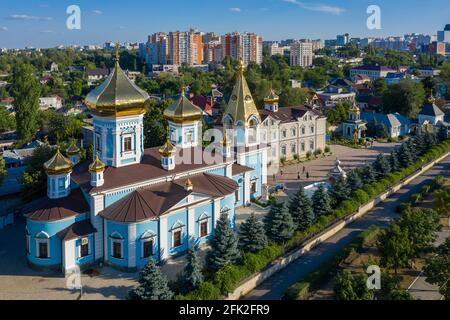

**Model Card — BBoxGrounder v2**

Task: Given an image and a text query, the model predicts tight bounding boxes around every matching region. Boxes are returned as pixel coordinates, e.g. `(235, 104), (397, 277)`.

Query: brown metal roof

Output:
(57, 220), (97, 241)
(232, 164), (254, 176)
(100, 173), (238, 223)
(23, 189), (89, 222)
(71, 147), (233, 194)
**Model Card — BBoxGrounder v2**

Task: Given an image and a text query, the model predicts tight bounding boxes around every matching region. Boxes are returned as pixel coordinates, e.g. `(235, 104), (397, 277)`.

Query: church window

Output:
(80, 238), (89, 258)
(95, 134), (102, 153)
(291, 143), (297, 154)
(173, 230), (182, 248)
(124, 136), (132, 152)
(282, 130), (287, 138)
(251, 178), (259, 194)
(200, 221), (208, 238)
(110, 232), (123, 259)
(310, 126), (315, 134)
(281, 145), (287, 156)
(310, 140), (315, 150)
(301, 127), (306, 135)
(301, 142), (305, 152)
(141, 231), (156, 258)
(35, 231), (50, 259)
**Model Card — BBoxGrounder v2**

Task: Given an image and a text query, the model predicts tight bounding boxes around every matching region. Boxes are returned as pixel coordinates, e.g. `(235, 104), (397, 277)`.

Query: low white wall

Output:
(227, 151), (450, 300)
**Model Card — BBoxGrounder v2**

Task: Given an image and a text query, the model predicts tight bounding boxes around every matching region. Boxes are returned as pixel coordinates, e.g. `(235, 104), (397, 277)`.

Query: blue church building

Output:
(23, 49), (268, 273)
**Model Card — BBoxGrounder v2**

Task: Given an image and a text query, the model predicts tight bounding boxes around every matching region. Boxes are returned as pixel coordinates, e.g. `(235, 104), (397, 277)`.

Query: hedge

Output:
(176, 139), (450, 300)
(284, 225), (381, 300)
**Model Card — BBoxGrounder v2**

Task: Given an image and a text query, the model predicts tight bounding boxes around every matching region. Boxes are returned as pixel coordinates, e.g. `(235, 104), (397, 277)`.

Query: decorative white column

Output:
(91, 194), (104, 261)
(261, 149), (268, 185)
(103, 219), (108, 263)
(244, 172), (251, 205)
(159, 217), (168, 261)
(188, 207), (195, 248)
(128, 224), (136, 268)
(213, 199), (221, 227)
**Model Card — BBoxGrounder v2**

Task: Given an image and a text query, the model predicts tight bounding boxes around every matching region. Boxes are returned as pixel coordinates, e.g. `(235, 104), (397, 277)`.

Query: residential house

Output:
(349, 65), (396, 81)
(39, 96), (63, 110)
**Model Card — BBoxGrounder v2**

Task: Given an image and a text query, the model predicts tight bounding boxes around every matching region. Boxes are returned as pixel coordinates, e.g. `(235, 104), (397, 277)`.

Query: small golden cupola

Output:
(163, 87), (203, 149)
(66, 140), (81, 165)
(44, 147), (73, 199)
(89, 153), (106, 187)
(264, 88), (279, 112)
(85, 44), (150, 117)
(159, 137), (177, 171)
(224, 58), (261, 127)
(184, 178), (194, 192)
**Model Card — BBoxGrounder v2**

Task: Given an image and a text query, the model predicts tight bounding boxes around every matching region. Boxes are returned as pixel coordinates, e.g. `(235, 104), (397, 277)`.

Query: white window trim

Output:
(78, 237), (91, 259)
(110, 232), (124, 259)
(35, 231), (50, 260)
(122, 133), (135, 155)
(197, 213), (210, 238)
(140, 231), (156, 258)
(26, 228), (31, 255)
(171, 221), (185, 248)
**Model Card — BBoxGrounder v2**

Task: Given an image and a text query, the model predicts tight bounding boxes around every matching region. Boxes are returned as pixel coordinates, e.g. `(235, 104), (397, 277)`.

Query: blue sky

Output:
(0, 0), (449, 48)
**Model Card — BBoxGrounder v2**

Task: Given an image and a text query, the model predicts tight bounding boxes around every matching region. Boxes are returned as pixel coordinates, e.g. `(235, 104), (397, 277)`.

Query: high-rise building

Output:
(203, 41), (223, 64)
(290, 42), (313, 67)
(221, 32), (263, 65)
(168, 29), (204, 66)
(140, 32), (168, 65)
(336, 34), (350, 46)
(437, 24), (450, 43)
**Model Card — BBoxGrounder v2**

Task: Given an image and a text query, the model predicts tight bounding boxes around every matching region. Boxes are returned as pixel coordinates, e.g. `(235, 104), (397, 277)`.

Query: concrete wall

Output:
(226, 150), (450, 300)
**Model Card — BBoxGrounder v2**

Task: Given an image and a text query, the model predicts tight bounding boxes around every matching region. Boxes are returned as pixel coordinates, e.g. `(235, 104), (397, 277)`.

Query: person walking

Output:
(297, 172), (301, 180)
(306, 172), (310, 180)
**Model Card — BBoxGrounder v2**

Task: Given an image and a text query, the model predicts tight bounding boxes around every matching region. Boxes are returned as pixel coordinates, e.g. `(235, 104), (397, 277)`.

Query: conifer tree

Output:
(424, 132), (436, 150)
(437, 126), (448, 142)
(264, 203), (295, 244)
(373, 153), (391, 178)
(329, 175), (350, 206)
(398, 142), (413, 168)
(312, 184), (332, 217)
(389, 151), (400, 172)
(362, 165), (376, 184)
(129, 259), (174, 300)
(289, 186), (315, 231)
(239, 213), (268, 253)
(334, 270), (358, 300)
(347, 170), (363, 192)
(182, 246), (204, 291)
(207, 214), (241, 271)
(413, 134), (426, 155)
(406, 139), (417, 162)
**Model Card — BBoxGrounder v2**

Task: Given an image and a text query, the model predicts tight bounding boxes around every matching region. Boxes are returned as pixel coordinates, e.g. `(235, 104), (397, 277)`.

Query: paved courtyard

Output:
(0, 142), (400, 300)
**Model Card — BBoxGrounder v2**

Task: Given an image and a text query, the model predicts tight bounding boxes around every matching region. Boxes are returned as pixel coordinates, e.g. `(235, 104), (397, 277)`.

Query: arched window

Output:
(110, 232), (124, 259)
(291, 127), (297, 137)
(141, 231), (156, 259)
(291, 143), (297, 154)
(301, 126), (306, 135)
(281, 129), (287, 139)
(170, 221), (185, 248)
(35, 231), (50, 259)
(198, 213), (210, 238)
(281, 145), (287, 156)
(310, 125), (315, 134)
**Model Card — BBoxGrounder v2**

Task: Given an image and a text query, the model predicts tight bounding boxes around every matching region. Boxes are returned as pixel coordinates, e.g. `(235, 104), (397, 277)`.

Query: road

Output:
(243, 155), (450, 300)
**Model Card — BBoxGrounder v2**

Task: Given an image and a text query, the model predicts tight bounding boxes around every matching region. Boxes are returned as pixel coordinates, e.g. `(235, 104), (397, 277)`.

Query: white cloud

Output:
(0, 26), (8, 31)
(91, 10), (103, 16)
(6, 14), (52, 21)
(281, 0), (345, 15)
(229, 7), (241, 13)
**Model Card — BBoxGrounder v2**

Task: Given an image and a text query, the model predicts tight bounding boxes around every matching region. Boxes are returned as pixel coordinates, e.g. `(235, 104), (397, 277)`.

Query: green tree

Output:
(239, 213), (268, 253)
(128, 259), (173, 300)
(288, 186), (315, 231)
(312, 184), (332, 217)
(398, 142), (413, 168)
(329, 175), (350, 206)
(264, 203), (295, 244)
(389, 151), (400, 172)
(0, 106), (16, 133)
(0, 155), (6, 186)
(397, 208), (441, 256)
(12, 64), (41, 144)
(207, 213), (241, 271)
(382, 79), (426, 118)
(423, 238), (450, 300)
(361, 165), (376, 184)
(334, 270), (358, 300)
(143, 101), (167, 148)
(378, 223), (414, 275)
(279, 87), (309, 107)
(20, 144), (56, 201)
(182, 246), (204, 291)
(373, 154), (391, 179)
(347, 170), (363, 192)
(437, 126), (448, 142)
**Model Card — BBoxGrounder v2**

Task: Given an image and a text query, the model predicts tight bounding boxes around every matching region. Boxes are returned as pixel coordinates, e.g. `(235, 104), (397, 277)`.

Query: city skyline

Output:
(0, 0), (449, 49)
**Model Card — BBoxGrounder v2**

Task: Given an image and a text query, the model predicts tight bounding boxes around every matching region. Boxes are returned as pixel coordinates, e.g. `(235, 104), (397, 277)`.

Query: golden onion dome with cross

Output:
(89, 153), (106, 173)
(159, 138), (177, 157)
(85, 44), (150, 117)
(163, 87), (203, 123)
(66, 140), (80, 156)
(264, 88), (279, 104)
(44, 146), (73, 175)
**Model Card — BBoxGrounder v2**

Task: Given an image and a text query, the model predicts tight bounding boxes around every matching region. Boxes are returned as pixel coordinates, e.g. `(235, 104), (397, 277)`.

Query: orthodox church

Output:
(23, 50), (268, 273)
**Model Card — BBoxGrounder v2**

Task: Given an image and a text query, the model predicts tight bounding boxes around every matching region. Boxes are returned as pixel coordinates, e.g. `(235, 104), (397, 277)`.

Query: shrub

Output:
(324, 145), (331, 153)
(314, 149), (323, 156)
(306, 151), (312, 159)
(284, 282), (310, 300)
(352, 190), (370, 206)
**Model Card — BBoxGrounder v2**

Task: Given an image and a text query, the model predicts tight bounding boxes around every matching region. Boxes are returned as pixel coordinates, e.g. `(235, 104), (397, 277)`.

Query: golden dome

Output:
(224, 58), (261, 126)
(185, 179), (193, 188)
(44, 147), (73, 175)
(85, 45), (150, 117)
(163, 88), (203, 123)
(264, 88), (279, 103)
(159, 138), (177, 157)
(349, 104), (360, 113)
(66, 141), (80, 156)
(89, 153), (105, 173)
